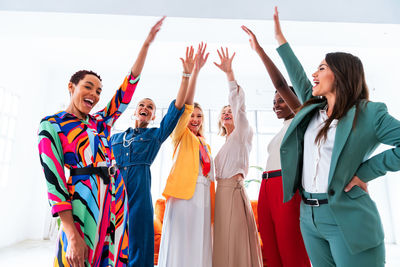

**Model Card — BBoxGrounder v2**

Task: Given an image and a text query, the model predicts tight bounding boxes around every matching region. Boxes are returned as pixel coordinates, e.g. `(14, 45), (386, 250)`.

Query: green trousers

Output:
(300, 192), (385, 267)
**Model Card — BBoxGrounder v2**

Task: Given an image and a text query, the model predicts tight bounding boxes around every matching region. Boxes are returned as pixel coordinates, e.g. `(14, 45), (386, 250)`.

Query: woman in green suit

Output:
(272, 7), (400, 267)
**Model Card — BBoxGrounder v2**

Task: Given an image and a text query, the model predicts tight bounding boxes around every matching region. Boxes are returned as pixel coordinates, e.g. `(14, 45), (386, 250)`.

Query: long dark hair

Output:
(302, 52), (369, 143)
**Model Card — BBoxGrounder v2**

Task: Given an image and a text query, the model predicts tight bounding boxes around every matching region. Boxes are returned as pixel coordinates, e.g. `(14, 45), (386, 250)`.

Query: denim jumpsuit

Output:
(111, 100), (184, 267)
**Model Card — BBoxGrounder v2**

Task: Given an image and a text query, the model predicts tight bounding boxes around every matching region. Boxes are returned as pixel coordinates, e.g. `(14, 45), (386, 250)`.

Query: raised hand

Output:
(273, 7), (287, 45)
(214, 47), (235, 74)
(131, 16), (165, 77)
(193, 42), (209, 72)
(144, 16), (165, 46)
(241, 26), (261, 51)
(180, 46), (196, 74)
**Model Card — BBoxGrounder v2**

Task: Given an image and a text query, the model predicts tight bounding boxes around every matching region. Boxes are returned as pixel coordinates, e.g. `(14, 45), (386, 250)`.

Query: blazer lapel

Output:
(282, 102), (324, 144)
(328, 106), (356, 184)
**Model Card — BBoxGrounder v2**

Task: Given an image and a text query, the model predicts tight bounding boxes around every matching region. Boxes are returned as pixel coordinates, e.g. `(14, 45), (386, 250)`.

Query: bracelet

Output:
(182, 72), (191, 78)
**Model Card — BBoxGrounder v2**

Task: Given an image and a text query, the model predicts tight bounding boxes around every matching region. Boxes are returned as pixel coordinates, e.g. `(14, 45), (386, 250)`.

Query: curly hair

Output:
(69, 70), (102, 85)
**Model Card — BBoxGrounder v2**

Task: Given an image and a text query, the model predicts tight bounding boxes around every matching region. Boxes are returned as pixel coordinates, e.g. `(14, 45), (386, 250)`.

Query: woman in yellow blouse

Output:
(158, 43), (215, 267)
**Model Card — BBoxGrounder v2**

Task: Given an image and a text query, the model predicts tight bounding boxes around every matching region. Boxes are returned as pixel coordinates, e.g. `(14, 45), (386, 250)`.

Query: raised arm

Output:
(214, 47), (250, 135)
(155, 46), (197, 142)
(131, 16), (165, 77)
(274, 7), (313, 103)
(185, 42), (209, 105)
(175, 46), (196, 109)
(171, 43), (208, 144)
(214, 47), (236, 82)
(274, 6), (288, 46)
(95, 17), (165, 126)
(242, 25), (300, 112)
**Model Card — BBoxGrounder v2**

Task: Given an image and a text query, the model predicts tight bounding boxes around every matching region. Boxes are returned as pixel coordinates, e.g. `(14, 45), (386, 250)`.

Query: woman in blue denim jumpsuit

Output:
(111, 45), (200, 267)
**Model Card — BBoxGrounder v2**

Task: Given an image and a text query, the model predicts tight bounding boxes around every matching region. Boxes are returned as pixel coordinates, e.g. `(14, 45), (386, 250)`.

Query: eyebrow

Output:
(319, 64), (329, 68)
(85, 81), (102, 90)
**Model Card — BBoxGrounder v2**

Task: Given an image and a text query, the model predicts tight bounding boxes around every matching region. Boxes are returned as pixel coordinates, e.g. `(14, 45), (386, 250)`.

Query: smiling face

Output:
(220, 105), (234, 129)
(68, 74), (102, 118)
(273, 92), (294, 120)
(187, 107), (203, 135)
(312, 59), (336, 97)
(134, 98), (156, 126)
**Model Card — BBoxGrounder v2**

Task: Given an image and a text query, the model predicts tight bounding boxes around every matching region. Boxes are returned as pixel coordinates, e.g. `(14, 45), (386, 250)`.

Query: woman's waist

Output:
(216, 174), (244, 187)
(196, 175), (211, 185)
(215, 168), (246, 179)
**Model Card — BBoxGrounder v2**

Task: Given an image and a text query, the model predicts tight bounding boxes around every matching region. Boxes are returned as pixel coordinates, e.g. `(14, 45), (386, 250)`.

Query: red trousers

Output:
(257, 171), (310, 267)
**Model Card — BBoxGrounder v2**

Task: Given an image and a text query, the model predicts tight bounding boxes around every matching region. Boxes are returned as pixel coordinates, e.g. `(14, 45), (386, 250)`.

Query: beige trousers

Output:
(213, 175), (263, 267)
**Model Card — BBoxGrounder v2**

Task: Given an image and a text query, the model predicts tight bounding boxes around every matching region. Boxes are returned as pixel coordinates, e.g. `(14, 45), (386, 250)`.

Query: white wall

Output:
(0, 11), (400, 248)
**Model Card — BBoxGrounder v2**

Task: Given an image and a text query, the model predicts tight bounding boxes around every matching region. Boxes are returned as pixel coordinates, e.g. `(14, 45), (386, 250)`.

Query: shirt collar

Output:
(319, 106), (338, 126)
(57, 110), (93, 123)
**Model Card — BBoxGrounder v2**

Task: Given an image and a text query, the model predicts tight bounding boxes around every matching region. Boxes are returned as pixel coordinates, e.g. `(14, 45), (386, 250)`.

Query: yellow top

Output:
(163, 104), (211, 200)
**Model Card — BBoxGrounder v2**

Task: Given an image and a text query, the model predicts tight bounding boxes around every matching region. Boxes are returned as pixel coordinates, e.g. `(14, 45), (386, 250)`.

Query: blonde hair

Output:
(193, 102), (205, 137)
(218, 105), (230, 136)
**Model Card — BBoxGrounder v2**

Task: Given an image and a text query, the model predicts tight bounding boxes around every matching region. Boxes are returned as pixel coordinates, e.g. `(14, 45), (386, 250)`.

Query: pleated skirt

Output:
(213, 175), (263, 267)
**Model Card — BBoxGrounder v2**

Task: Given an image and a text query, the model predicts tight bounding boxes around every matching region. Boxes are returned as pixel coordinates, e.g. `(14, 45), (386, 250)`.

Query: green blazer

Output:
(277, 43), (400, 254)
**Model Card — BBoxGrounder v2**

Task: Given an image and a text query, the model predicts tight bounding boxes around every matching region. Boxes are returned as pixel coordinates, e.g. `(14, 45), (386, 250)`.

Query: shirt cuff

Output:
(128, 73), (140, 84)
(276, 42), (290, 54)
(51, 201), (73, 217)
(184, 103), (194, 114)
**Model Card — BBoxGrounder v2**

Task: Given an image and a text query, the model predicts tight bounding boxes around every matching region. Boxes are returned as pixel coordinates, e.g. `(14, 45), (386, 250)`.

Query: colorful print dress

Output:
(38, 74), (139, 267)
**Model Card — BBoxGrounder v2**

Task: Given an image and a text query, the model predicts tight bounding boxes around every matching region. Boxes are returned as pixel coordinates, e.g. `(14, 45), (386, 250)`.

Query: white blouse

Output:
(214, 81), (253, 179)
(302, 108), (338, 193)
(265, 118), (292, 172)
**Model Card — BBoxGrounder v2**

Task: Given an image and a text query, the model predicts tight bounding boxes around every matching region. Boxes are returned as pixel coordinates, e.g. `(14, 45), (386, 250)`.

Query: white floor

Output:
(0, 239), (400, 266)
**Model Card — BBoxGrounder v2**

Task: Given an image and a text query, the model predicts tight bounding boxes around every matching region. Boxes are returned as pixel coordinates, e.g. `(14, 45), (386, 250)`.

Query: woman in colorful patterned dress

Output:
(38, 17), (164, 267)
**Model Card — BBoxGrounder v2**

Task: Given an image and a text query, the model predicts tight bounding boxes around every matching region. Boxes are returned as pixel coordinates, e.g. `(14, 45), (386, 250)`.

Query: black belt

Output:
(262, 170), (282, 179)
(70, 165), (117, 185)
(302, 195), (328, 207)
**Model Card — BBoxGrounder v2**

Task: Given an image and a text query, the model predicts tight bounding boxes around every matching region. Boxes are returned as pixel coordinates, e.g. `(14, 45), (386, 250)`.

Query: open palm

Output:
(214, 47), (235, 73)
(180, 46), (195, 74)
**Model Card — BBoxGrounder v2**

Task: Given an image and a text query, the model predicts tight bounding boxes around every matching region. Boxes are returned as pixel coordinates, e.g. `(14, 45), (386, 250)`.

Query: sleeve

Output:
(155, 100), (185, 143)
(276, 42), (314, 104)
(170, 104), (194, 148)
(356, 103), (400, 182)
(94, 74), (140, 127)
(228, 81), (251, 140)
(38, 120), (71, 217)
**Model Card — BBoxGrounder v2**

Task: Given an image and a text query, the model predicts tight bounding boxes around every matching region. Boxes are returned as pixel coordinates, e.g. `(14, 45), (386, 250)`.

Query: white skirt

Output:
(158, 175), (212, 267)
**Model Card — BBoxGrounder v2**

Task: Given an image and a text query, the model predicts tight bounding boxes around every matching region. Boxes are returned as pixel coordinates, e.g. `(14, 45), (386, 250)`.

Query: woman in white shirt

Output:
(273, 7), (400, 266)
(242, 26), (311, 267)
(212, 47), (263, 267)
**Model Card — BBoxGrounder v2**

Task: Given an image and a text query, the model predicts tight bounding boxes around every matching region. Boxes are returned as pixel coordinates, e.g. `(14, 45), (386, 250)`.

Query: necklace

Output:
(123, 131), (135, 148)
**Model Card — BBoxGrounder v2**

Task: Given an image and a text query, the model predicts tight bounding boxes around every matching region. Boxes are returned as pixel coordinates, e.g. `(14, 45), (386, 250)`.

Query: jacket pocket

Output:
(130, 137), (151, 155)
(345, 185), (368, 199)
